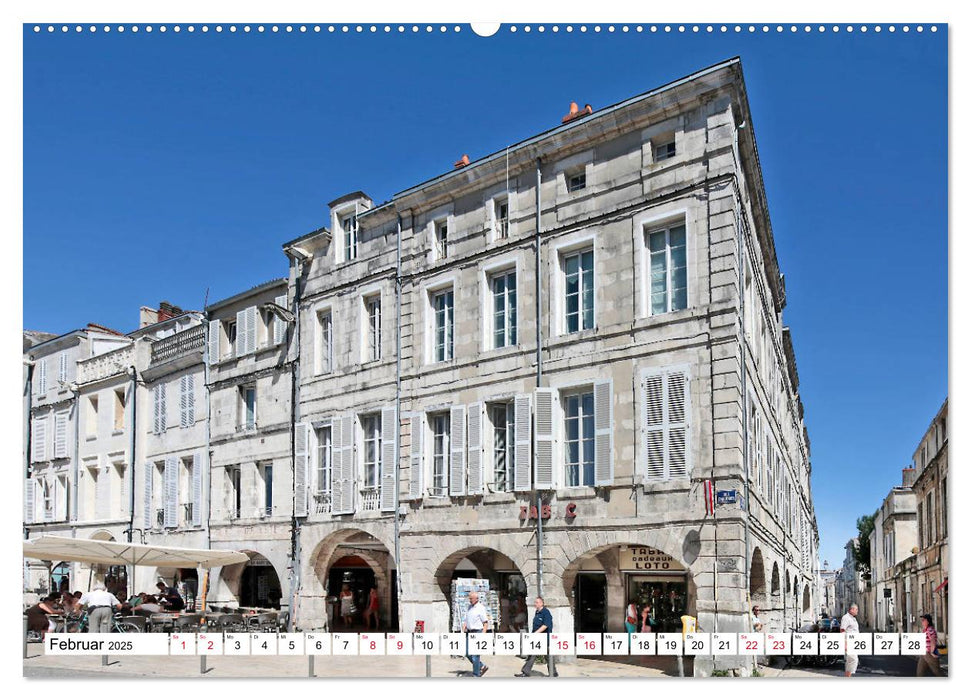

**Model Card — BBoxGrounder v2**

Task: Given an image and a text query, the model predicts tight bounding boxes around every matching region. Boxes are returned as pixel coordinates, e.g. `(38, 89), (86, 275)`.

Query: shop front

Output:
(621, 546), (689, 633)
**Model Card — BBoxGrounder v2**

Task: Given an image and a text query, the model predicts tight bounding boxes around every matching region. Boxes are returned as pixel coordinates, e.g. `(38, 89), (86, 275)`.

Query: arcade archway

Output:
(215, 551), (284, 610)
(434, 547), (528, 633)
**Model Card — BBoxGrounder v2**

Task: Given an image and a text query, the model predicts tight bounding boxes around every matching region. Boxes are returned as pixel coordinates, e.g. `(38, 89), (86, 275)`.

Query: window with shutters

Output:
(489, 403), (515, 492)
(31, 416), (48, 463)
(641, 367), (690, 481)
(490, 270), (517, 349)
(342, 215), (358, 261)
(494, 197), (509, 240)
(431, 289), (455, 362)
(240, 384), (257, 430)
(272, 294), (288, 345)
(113, 388), (126, 432)
(42, 479), (54, 521)
(58, 352), (69, 383)
(646, 222), (687, 315)
(227, 466), (242, 519)
(563, 389), (595, 487)
(57, 474), (70, 521)
(180, 374), (196, 428)
(365, 295), (382, 362)
(178, 456), (193, 526)
(562, 248), (595, 333)
(941, 477), (947, 537)
(86, 395), (99, 439)
(260, 462), (273, 516)
(151, 462), (165, 527)
(35, 358), (48, 396)
(315, 426), (333, 513)
(153, 384), (166, 434)
(317, 309), (333, 374)
(430, 412), (450, 497)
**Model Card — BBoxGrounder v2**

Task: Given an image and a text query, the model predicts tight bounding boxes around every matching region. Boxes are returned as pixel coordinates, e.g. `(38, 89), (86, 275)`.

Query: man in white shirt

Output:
(750, 605), (764, 632)
(79, 584), (122, 633)
(840, 604), (860, 676)
(462, 591), (491, 677)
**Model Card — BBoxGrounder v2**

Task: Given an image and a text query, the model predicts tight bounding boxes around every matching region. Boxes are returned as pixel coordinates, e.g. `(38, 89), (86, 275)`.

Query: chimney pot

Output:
(454, 154), (470, 168)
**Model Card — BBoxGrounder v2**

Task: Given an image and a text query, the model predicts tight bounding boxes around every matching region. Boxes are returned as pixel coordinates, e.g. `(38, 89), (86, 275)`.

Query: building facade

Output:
(867, 470), (917, 632)
(24, 60), (820, 670)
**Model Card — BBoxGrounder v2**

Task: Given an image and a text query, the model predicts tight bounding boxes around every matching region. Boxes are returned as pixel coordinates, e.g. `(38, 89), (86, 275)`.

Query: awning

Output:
(935, 578), (948, 594)
(22, 536), (249, 569)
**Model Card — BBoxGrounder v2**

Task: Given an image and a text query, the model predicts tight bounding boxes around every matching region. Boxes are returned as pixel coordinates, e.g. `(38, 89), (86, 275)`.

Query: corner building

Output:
(280, 59), (817, 668)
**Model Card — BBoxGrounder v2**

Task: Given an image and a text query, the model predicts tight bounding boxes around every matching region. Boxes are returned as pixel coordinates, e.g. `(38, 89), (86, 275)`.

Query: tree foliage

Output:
(853, 512), (877, 579)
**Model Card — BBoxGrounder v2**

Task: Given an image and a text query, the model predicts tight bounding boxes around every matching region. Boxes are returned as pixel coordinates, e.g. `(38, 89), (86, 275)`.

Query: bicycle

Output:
(62, 611), (142, 633)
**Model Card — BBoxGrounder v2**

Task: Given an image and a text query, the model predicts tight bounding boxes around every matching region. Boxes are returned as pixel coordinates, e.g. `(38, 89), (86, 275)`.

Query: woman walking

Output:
(364, 586), (380, 630)
(625, 600), (639, 634)
(339, 583), (356, 627)
(640, 604), (655, 633)
(916, 614), (944, 676)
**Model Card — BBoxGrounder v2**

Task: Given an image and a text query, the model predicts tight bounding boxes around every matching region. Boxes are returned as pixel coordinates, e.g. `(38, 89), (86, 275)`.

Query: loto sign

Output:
(619, 546), (685, 572)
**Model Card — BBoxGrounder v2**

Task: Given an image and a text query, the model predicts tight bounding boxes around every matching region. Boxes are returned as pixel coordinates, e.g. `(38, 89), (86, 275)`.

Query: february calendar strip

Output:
(43, 632), (924, 656)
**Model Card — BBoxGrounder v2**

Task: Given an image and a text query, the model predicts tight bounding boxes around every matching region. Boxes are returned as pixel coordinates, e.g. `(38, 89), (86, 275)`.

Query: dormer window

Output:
(343, 215), (358, 261)
(654, 134), (676, 162)
(434, 219), (449, 259)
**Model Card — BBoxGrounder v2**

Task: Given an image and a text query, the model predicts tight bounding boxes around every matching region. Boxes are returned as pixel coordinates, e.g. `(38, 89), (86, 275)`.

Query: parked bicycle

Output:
(58, 611), (142, 634)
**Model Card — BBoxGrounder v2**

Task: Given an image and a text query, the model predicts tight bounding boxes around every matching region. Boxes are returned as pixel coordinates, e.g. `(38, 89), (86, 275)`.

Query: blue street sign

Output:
(716, 490), (738, 505)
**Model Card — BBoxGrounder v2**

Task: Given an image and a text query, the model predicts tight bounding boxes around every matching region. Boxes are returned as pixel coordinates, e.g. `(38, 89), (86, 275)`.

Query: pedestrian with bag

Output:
(462, 591), (491, 677)
(625, 600), (639, 634)
(916, 614), (944, 676)
(516, 596), (558, 678)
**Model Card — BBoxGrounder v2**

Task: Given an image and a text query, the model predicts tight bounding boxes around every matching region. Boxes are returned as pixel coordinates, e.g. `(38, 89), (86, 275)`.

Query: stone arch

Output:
(211, 549), (285, 609)
(749, 547), (767, 606)
(303, 525), (397, 584)
(770, 562), (781, 597)
(89, 529), (116, 541)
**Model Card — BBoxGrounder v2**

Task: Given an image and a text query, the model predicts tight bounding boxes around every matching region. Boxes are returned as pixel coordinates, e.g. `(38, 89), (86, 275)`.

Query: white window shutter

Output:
(208, 320), (221, 363)
(466, 402), (483, 495)
(667, 370), (689, 479)
(186, 374), (196, 426)
(54, 412), (68, 458)
(294, 422), (310, 517)
(643, 373), (665, 481)
(449, 405), (466, 496)
(408, 414), (424, 500)
(32, 417), (47, 463)
(235, 309), (246, 356)
(59, 352), (68, 383)
(143, 463), (154, 528)
(164, 455), (178, 527)
(593, 379), (614, 486)
(533, 389), (555, 489)
(160, 383), (167, 433)
(37, 358), (48, 395)
(513, 393), (532, 491)
(273, 294), (288, 345)
(179, 375), (189, 428)
(192, 452), (203, 526)
(245, 305), (258, 355)
(24, 478), (35, 524)
(341, 415), (356, 514)
(380, 406), (398, 512)
(331, 417), (344, 511)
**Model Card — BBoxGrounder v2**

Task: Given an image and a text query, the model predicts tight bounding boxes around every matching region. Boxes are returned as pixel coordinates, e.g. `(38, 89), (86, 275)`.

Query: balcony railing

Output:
(360, 486), (380, 512)
(314, 491), (332, 515)
(151, 325), (205, 365)
(76, 344), (135, 384)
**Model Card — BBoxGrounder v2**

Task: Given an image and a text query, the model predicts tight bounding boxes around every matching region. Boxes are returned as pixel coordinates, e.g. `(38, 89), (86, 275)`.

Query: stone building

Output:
(205, 279), (294, 613)
(905, 399), (948, 639)
(282, 58), (819, 671)
(834, 538), (863, 621)
(868, 469), (917, 632)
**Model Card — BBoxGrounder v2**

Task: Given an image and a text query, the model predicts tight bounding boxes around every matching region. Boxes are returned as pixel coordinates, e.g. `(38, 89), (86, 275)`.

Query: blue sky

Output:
(23, 25), (947, 568)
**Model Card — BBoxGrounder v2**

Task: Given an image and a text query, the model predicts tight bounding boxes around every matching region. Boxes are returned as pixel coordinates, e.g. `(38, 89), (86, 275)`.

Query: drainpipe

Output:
(127, 366), (137, 543)
(534, 156), (544, 598)
(394, 213), (404, 626)
(23, 360), (34, 541)
(288, 262), (305, 631)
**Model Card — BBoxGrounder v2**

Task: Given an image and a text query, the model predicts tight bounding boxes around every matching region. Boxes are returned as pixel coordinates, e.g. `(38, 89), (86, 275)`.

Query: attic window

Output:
(567, 171), (586, 193)
(654, 137), (676, 162)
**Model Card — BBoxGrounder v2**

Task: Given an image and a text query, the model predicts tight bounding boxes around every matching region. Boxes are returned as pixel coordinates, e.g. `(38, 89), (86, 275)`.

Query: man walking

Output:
(462, 591), (490, 677)
(916, 614), (944, 676)
(78, 584), (122, 633)
(516, 596), (558, 677)
(840, 604), (860, 677)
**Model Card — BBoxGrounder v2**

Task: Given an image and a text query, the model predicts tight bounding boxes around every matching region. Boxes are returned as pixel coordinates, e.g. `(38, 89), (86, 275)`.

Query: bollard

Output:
(677, 654), (684, 677)
(199, 623), (207, 674)
(23, 617), (28, 660)
(425, 654), (432, 677)
(102, 654), (108, 667)
(309, 655), (315, 678)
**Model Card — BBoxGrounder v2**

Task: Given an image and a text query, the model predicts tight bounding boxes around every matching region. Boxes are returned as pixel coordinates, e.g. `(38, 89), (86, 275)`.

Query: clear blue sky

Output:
(23, 26), (947, 568)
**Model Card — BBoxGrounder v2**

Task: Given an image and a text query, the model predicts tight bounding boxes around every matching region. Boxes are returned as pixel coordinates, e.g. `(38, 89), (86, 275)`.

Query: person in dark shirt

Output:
(516, 596), (558, 678)
(156, 581), (185, 612)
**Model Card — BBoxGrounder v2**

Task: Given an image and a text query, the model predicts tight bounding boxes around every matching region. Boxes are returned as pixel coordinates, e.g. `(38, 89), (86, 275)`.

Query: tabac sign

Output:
(619, 546), (685, 572)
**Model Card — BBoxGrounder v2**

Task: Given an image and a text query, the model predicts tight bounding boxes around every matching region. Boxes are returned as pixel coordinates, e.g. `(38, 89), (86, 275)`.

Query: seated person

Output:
(133, 594), (164, 615)
(156, 582), (185, 612)
(26, 594), (61, 638)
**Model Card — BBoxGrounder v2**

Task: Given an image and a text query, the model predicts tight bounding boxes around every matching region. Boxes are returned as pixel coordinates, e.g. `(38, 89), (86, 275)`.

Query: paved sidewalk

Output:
(23, 644), (668, 679)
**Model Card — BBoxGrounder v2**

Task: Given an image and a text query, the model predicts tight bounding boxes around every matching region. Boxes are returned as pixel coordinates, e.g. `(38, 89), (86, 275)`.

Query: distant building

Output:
(867, 469), (917, 631)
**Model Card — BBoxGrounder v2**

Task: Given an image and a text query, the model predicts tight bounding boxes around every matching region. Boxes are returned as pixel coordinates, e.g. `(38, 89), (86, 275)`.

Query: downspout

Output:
(534, 156), (544, 598)
(394, 213), (403, 627)
(23, 360), (34, 541)
(127, 365), (137, 543)
(288, 261), (304, 631)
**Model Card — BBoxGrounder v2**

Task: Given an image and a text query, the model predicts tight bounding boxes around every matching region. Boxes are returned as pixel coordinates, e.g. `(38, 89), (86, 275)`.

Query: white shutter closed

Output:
(186, 374), (196, 426)
(466, 402), (484, 495)
(208, 319), (221, 363)
(273, 294), (288, 345)
(163, 456), (178, 527)
(31, 417), (47, 463)
(192, 452), (203, 526)
(667, 370), (689, 479)
(380, 406), (398, 512)
(331, 417), (345, 511)
(143, 462), (154, 528)
(36, 358), (48, 395)
(245, 305), (258, 355)
(54, 412), (68, 458)
(593, 380), (614, 486)
(513, 394), (532, 492)
(153, 385), (161, 434)
(408, 414), (424, 500)
(179, 375), (189, 428)
(643, 373), (665, 481)
(449, 405), (466, 496)
(294, 422), (310, 517)
(533, 389), (555, 489)
(59, 352), (68, 383)
(24, 478), (35, 524)
(340, 415), (356, 514)
(235, 310), (247, 356)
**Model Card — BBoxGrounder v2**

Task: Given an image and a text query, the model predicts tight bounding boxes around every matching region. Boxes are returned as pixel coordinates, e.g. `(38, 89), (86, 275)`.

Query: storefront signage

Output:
(619, 547), (684, 572)
(518, 502), (579, 520)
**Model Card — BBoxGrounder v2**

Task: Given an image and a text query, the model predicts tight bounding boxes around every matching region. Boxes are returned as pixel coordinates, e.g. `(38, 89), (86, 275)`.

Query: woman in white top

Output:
(625, 601), (639, 634)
